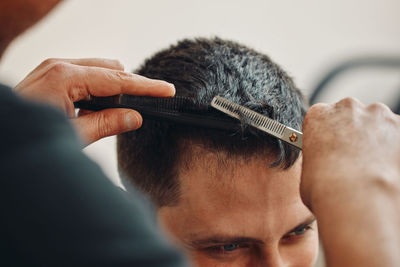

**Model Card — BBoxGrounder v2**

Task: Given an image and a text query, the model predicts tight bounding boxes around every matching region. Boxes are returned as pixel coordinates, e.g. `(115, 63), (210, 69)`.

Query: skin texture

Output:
(159, 146), (319, 267)
(301, 98), (400, 267)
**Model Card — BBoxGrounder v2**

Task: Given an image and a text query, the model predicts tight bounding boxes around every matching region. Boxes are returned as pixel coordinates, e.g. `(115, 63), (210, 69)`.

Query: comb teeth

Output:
(211, 96), (286, 137)
(121, 95), (207, 112)
(86, 95), (208, 112)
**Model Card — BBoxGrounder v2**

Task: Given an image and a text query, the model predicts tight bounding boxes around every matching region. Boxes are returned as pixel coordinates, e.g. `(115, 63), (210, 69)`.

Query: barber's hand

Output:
(300, 98), (400, 209)
(15, 58), (175, 145)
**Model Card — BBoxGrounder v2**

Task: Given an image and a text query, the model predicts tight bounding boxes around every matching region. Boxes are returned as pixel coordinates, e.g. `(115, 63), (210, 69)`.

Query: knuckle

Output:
(305, 103), (328, 119)
(337, 97), (360, 107)
(367, 103), (399, 126)
(308, 103), (328, 113)
(303, 103), (329, 129)
(96, 112), (112, 138)
(42, 58), (59, 66)
(46, 62), (70, 76)
(368, 102), (390, 112)
(112, 71), (134, 91)
(36, 58), (60, 70)
(368, 103), (396, 122)
(114, 70), (131, 81)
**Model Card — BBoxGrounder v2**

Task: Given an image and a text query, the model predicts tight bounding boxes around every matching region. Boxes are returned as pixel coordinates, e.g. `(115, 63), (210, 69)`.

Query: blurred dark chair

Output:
(309, 57), (400, 114)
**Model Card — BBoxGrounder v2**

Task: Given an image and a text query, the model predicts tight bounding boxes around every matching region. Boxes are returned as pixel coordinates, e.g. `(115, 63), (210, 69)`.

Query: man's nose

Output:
(253, 245), (287, 267)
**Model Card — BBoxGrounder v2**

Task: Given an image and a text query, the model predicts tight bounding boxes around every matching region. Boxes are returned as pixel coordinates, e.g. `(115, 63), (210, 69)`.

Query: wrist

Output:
(310, 170), (400, 212)
(311, 171), (400, 267)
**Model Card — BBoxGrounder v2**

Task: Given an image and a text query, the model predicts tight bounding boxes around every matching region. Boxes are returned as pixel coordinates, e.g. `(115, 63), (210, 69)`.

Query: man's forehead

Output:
(176, 150), (302, 210)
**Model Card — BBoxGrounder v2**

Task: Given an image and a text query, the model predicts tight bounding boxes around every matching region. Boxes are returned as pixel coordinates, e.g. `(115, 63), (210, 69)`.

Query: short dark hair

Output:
(117, 37), (306, 207)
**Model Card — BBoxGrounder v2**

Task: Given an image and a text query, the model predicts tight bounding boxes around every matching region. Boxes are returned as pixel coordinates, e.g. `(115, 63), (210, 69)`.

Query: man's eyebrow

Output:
(285, 215), (317, 235)
(185, 216), (317, 249)
(186, 236), (265, 249)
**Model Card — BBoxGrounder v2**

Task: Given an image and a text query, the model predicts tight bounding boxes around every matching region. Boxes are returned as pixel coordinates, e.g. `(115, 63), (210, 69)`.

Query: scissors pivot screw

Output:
(289, 133), (298, 142)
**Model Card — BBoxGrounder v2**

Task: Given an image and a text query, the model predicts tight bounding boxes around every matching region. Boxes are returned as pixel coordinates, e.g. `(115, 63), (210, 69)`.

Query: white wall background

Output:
(1, 1), (400, 265)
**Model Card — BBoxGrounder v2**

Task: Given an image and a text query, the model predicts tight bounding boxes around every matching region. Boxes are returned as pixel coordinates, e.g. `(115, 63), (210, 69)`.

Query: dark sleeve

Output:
(0, 85), (187, 267)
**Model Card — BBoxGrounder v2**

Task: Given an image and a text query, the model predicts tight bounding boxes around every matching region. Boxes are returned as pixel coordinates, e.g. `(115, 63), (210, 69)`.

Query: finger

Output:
(39, 58), (124, 71)
(16, 58), (125, 91)
(367, 102), (392, 113)
(85, 68), (176, 97)
(61, 58), (124, 71)
(65, 65), (175, 101)
(71, 108), (142, 145)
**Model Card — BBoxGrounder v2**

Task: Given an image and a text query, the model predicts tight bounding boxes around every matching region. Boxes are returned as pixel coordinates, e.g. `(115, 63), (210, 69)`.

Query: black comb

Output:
(74, 95), (240, 131)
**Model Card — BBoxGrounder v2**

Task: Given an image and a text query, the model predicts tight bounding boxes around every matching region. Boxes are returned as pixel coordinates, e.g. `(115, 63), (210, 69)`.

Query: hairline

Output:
(158, 138), (289, 208)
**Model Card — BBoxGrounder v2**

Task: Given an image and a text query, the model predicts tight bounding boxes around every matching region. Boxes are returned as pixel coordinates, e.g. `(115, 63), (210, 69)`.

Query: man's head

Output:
(117, 38), (318, 266)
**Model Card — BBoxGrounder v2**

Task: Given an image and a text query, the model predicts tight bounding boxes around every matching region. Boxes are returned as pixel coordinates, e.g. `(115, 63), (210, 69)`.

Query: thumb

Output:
(72, 108), (142, 145)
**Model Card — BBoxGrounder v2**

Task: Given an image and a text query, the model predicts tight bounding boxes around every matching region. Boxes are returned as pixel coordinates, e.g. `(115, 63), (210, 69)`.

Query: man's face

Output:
(158, 147), (318, 267)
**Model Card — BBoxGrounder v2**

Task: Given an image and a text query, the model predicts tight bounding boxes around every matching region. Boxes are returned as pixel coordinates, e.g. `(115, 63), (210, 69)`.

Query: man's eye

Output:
(222, 243), (239, 251)
(287, 225), (312, 237)
(205, 243), (242, 255)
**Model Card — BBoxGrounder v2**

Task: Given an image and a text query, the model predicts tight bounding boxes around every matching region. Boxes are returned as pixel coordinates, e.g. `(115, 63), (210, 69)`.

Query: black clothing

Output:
(0, 84), (186, 266)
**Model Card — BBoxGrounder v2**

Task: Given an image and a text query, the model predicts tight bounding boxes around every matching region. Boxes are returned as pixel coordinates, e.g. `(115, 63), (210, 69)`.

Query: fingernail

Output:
(167, 82), (176, 96)
(125, 112), (142, 129)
